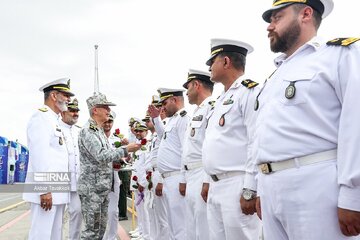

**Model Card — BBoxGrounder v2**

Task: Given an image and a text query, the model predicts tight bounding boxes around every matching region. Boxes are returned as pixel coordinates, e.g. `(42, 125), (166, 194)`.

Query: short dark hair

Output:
(293, 3), (322, 29)
(218, 52), (246, 71)
(193, 79), (214, 93)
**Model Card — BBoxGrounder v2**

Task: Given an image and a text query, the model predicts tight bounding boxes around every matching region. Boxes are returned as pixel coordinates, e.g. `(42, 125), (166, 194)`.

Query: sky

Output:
(0, 0), (357, 145)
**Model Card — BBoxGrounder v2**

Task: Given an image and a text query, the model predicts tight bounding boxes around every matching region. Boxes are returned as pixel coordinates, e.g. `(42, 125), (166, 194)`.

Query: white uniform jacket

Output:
(157, 108), (190, 177)
(60, 121), (80, 192)
(23, 106), (69, 205)
(253, 37), (360, 211)
(202, 78), (259, 190)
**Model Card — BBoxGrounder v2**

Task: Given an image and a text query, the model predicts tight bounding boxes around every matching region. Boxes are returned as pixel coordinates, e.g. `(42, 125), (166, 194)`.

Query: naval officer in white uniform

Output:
(156, 88), (190, 240)
(255, 0), (360, 239)
(202, 39), (261, 240)
(60, 98), (82, 240)
(181, 69), (214, 240)
(23, 78), (74, 240)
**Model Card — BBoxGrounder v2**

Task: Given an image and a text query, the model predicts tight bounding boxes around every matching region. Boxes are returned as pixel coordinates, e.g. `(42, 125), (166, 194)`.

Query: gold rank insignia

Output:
(38, 107), (48, 112)
(89, 123), (98, 131)
(241, 79), (259, 89)
(327, 37), (360, 46)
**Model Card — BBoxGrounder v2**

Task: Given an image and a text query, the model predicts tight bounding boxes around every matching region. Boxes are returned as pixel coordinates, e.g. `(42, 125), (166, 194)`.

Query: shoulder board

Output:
(38, 107), (48, 112)
(89, 123), (98, 131)
(327, 38), (360, 46)
(241, 79), (259, 89)
(180, 110), (187, 117)
(208, 100), (215, 107)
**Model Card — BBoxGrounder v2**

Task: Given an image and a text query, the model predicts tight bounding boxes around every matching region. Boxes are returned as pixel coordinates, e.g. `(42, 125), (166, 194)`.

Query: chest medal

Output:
(285, 82), (296, 99)
(190, 128), (195, 137)
(219, 114), (225, 127)
(254, 99), (259, 111)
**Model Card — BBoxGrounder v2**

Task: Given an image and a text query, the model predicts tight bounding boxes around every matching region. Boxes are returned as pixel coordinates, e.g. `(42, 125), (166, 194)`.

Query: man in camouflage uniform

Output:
(78, 93), (140, 239)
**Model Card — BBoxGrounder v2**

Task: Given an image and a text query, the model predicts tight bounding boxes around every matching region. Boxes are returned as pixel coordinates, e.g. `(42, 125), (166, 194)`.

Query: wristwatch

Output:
(242, 188), (257, 201)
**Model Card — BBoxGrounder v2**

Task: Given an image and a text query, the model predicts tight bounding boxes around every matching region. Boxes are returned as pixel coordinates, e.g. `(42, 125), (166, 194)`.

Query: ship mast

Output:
(94, 45), (99, 95)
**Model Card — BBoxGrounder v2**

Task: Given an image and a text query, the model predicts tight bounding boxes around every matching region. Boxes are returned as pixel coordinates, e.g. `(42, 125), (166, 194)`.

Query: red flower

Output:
(115, 128), (120, 135)
(132, 176), (138, 181)
(141, 138), (147, 145)
(146, 171), (153, 190)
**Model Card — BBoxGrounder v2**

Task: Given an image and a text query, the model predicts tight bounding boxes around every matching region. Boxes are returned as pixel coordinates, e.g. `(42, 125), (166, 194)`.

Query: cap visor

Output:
(59, 90), (75, 97)
(262, 3), (292, 22)
(97, 102), (116, 107)
(205, 55), (216, 66)
(182, 81), (190, 89)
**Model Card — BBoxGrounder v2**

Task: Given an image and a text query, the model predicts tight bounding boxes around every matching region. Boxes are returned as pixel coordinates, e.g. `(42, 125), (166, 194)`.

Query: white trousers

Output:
(162, 173), (186, 240)
(68, 191), (82, 240)
(258, 159), (360, 240)
(134, 189), (150, 240)
(147, 170), (170, 240)
(28, 203), (65, 240)
(103, 171), (121, 240)
(207, 174), (261, 240)
(185, 168), (209, 240)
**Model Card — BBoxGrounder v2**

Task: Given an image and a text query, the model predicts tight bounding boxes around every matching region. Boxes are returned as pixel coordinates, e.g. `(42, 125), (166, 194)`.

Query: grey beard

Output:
(57, 101), (68, 112)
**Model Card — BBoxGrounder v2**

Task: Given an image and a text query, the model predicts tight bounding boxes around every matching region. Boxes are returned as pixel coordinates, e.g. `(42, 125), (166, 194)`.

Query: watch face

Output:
(243, 190), (255, 200)
(244, 191), (252, 200)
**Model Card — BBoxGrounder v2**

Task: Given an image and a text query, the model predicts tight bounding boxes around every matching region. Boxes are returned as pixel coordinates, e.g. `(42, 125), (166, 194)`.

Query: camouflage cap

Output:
(86, 92), (116, 110)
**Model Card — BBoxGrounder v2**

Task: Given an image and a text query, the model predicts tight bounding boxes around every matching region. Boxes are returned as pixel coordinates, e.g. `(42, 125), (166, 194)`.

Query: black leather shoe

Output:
(119, 216), (128, 221)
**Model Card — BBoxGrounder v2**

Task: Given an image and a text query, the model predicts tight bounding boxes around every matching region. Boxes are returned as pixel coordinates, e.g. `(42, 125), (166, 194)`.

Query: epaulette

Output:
(208, 100), (215, 107)
(180, 110), (187, 117)
(38, 107), (48, 112)
(89, 123), (98, 132)
(241, 79), (259, 89)
(327, 38), (360, 46)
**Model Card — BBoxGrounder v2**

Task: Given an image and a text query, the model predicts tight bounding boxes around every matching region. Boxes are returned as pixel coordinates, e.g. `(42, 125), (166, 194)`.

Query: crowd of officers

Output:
(22, 0), (360, 239)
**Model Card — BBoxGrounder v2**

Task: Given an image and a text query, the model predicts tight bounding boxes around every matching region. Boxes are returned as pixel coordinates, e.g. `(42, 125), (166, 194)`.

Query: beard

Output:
(270, 18), (301, 53)
(68, 116), (78, 125)
(56, 99), (68, 112)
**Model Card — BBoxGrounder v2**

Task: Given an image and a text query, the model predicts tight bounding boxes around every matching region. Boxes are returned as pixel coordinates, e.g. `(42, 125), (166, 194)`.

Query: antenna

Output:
(94, 45), (99, 95)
